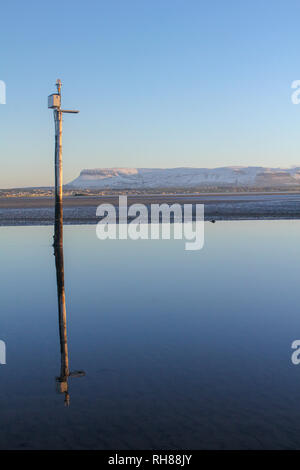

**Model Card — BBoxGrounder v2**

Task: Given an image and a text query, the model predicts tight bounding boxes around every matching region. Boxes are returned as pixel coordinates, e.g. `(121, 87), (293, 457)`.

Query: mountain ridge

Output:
(67, 166), (300, 189)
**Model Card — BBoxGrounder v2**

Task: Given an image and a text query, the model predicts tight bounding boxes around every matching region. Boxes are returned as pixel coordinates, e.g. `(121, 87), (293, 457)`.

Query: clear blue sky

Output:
(1, 0), (300, 188)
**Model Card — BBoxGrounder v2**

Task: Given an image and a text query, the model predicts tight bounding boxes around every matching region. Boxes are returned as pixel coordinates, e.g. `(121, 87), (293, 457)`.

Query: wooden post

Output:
(49, 79), (84, 406)
(54, 223), (70, 406)
(54, 79), (63, 247)
(50, 79), (79, 246)
(54, 227), (86, 407)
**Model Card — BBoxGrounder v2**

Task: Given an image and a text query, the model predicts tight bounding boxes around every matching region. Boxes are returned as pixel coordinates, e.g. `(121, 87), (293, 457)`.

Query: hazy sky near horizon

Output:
(1, 0), (300, 188)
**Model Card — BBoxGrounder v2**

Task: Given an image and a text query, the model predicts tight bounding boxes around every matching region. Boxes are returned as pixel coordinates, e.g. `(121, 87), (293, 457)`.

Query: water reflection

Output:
(1, 221), (300, 448)
(53, 207), (85, 406)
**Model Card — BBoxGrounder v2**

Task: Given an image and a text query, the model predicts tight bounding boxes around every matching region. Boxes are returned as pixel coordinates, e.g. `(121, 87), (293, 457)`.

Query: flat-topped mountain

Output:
(67, 166), (300, 189)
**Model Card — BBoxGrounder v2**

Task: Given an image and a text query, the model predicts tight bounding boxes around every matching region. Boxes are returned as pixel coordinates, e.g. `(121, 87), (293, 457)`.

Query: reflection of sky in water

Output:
(1, 221), (300, 449)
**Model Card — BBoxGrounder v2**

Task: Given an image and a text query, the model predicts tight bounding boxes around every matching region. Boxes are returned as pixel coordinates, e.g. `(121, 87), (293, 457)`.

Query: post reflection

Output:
(53, 207), (85, 406)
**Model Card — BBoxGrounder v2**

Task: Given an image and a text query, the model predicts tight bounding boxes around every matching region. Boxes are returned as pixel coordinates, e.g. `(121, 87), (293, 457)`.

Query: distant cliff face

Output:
(67, 167), (300, 189)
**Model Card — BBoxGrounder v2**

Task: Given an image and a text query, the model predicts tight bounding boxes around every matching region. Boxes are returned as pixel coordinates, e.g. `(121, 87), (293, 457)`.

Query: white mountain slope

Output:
(67, 167), (300, 189)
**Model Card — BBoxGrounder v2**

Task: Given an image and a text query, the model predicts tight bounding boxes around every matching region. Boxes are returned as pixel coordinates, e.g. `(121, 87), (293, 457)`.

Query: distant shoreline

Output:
(0, 193), (300, 226)
(2, 186), (300, 198)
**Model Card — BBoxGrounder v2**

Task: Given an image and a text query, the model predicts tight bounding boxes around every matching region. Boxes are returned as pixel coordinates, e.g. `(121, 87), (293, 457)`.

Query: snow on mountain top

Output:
(67, 166), (300, 189)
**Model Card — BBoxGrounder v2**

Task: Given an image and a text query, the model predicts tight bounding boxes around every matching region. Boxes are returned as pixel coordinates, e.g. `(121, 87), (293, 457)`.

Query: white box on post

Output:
(48, 93), (61, 109)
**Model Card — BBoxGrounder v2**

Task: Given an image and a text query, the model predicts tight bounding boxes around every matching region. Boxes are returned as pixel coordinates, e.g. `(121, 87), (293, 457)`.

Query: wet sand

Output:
(0, 193), (300, 225)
